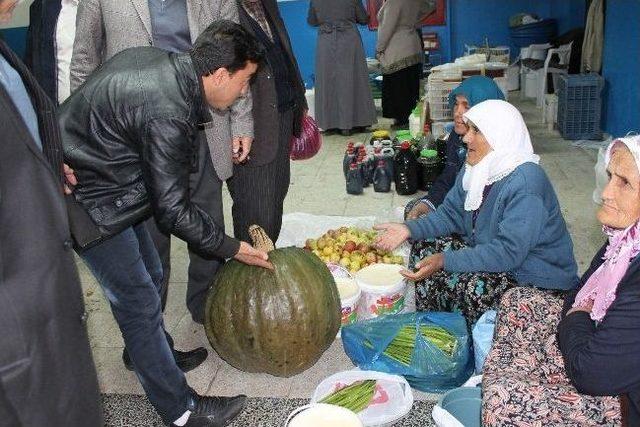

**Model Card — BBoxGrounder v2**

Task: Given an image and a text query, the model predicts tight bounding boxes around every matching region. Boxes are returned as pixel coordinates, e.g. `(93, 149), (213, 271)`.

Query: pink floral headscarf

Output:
(573, 136), (640, 321)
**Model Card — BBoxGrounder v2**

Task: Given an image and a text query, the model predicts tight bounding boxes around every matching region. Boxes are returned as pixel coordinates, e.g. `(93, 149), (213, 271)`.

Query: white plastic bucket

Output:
(355, 264), (407, 319)
(286, 403), (363, 427)
(336, 278), (361, 328)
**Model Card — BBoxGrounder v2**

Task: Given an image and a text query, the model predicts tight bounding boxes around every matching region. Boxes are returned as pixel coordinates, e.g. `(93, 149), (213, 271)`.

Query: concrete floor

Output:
(76, 93), (606, 404)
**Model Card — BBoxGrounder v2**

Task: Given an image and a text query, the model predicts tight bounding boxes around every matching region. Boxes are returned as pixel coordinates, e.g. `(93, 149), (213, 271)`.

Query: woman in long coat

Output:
(308, 0), (377, 135)
(376, 0), (434, 127)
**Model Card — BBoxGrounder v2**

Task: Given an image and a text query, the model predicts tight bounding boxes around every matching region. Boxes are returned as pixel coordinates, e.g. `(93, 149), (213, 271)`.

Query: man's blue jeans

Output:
(80, 223), (189, 423)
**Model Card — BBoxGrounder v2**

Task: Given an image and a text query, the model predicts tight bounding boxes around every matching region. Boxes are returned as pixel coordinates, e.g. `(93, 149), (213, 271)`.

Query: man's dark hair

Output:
(191, 20), (263, 76)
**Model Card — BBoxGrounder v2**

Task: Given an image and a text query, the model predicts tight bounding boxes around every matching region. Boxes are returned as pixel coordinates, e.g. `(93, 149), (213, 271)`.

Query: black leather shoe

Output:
(122, 347), (208, 373)
(171, 393), (247, 426)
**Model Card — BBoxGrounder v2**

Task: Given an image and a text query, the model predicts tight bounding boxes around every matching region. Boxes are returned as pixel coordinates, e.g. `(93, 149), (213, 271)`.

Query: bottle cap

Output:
(420, 149), (438, 158)
(349, 163), (359, 170)
(400, 141), (411, 150)
(377, 160), (386, 167)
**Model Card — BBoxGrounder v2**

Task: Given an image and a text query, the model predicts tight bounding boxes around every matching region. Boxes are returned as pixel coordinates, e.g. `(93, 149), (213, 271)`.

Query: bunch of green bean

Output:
(319, 380), (377, 413)
(364, 324), (457, 366)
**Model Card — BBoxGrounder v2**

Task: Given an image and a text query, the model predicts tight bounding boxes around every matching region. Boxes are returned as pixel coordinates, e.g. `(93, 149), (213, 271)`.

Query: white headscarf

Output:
(461, 100), (540, 211)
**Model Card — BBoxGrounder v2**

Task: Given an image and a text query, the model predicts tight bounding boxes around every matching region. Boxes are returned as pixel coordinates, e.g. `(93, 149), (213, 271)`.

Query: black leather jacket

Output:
(59, 47), (240, 258)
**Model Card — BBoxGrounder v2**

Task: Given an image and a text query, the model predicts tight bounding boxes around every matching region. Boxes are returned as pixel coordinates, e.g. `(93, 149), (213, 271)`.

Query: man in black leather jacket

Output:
(59, 21), (269, 427)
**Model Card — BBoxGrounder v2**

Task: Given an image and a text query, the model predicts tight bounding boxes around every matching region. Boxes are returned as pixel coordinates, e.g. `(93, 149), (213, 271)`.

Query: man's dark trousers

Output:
(80, 223), (190, 424)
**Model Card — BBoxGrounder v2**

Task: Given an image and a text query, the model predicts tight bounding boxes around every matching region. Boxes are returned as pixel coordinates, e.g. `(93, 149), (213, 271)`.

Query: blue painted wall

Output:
(601, 0), (640, 136)
(280, 0), (586, 87)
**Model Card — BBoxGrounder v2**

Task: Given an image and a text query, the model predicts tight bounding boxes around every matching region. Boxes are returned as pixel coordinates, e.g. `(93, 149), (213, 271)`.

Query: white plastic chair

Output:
(519, 43), (552, 99)
(536, 41), (573, 108)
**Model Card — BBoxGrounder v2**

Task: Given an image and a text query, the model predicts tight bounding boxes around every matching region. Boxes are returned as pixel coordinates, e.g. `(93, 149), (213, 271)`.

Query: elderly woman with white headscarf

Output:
(375, 100), (579, 324)
(481, 136), (640, 426)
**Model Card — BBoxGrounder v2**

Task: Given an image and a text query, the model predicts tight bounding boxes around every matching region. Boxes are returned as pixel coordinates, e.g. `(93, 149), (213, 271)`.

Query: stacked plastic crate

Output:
(557, 73), (604, 140)
(427, 76), (460, 122)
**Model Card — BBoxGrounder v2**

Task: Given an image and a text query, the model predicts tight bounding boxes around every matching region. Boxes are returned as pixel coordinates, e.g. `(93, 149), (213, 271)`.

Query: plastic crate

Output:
(428, 100), (453, 121)
(556, 73), (604, 140)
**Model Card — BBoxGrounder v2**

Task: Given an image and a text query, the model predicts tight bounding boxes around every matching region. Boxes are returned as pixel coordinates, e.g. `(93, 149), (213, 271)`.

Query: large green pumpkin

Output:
(204, 226), (341, 377)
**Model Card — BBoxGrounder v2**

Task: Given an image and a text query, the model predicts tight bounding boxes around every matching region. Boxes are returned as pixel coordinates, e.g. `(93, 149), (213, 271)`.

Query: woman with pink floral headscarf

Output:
(482, 136), (640, 426)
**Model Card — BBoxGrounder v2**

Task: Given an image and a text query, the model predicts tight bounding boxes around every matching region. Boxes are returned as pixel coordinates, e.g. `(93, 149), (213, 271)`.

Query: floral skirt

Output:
(409, 235), (517, 327)
(482, 287), (622, 426)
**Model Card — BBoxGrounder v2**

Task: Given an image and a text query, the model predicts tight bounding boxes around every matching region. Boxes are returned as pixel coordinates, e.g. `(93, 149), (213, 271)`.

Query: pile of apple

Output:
(304, 226), (404, 273)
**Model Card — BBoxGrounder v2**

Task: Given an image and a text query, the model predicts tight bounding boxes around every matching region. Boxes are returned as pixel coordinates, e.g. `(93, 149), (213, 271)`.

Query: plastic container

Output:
(431, 121), (451, 140)
(417, 149), (441, 191)
(286, 403), (363, 427)
(394, 130), (412, 144)
(311, 370), (414, 427)
(373, 160), (392, 193)
(436, 134), (448, 164)
(393, 142), (418, 195)
(355, 264), (407, 319)
(409, 105), (422, 138)
(346, 163), (363, 195)
(379, 147), (395, 179)
(371, 130), (390, 140)
(509, 19), (557, 47)
(336, 277), (361, 328)
(343, 145), (356, 178)
(557, 73), (604, 140)
(437, 387), (482, 427)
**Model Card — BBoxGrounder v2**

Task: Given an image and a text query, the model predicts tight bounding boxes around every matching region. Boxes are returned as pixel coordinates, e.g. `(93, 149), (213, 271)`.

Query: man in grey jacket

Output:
(70, 0), (253, 327)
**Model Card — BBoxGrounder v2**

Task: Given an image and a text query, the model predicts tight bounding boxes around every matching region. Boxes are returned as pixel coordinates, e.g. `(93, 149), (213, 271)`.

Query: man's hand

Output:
(566, 299), (594, 316)
(400, 253), (444, 281)
(63, 163), (77, 195)
(232, 136), (253, 164)
(406, 202), (431, 220)
(233, 241), (273, 270)
(373, 223), (410, 252)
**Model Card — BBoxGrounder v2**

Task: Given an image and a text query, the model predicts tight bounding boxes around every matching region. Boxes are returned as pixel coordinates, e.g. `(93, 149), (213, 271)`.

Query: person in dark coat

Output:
(24, 0), (60, 102)
(0, 1), (102, 425)
(308, 0), (377, 135)
(60, 21), (270, 427)
(230, 0), (307, 244)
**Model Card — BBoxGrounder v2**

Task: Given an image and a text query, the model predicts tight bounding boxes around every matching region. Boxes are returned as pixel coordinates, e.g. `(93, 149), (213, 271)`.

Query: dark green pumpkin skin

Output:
(204, 247), (341, 377)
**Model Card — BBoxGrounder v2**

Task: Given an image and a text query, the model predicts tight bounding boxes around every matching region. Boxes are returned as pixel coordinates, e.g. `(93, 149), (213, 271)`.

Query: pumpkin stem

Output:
(248, 225), (275, 252)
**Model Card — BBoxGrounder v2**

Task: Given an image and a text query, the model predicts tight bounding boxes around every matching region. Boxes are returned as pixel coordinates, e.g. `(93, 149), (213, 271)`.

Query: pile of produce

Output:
(364, 324), (457, 366)
(319, 380), (377, 413)
(304, 227), (404, 273)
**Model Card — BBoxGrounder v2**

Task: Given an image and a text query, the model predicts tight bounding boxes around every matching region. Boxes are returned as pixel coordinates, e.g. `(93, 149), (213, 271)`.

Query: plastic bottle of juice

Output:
(394, 142), (418, 195)
(373, 160), (392, 193)
(346, 163), (364, 195)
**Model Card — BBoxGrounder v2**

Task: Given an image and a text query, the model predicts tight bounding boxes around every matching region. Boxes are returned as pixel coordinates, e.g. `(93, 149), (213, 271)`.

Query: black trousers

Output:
(382, 63), (422, 125)
(227, 109), (293, 244)
(145, 133), (225, 324)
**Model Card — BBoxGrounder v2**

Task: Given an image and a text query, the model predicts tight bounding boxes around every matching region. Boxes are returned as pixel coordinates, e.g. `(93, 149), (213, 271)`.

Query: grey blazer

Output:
(70, 0), (253, 181)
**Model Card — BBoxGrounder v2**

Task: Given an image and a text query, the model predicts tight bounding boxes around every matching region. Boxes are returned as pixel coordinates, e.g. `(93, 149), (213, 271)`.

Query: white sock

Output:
(173, 410), (191, 426)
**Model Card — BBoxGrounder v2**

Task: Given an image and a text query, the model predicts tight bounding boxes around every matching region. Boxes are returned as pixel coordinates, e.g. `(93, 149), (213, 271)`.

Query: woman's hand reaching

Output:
(373, 223), (410, 252)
